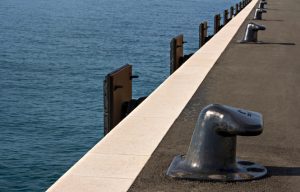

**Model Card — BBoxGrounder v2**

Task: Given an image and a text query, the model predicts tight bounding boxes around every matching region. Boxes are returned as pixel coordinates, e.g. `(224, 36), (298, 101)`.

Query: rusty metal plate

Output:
(104, 64), (132, 135)
(170, 34), (184, 74)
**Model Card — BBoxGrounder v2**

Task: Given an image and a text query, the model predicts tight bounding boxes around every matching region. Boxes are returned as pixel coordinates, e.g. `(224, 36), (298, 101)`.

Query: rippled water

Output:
(0, 0), (238, 191)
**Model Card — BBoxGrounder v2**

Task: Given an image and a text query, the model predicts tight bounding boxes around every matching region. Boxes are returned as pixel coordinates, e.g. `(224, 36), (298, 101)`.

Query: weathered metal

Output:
(170, 34), (184, 74)
(214, 14), (222, 34)
(254, 8), (267, 20)
(103, 64), (132, 135)
(167, 104), (267, 181)
(241, 22), (266, 42)
(259, 1), (267, 9)
(103, 65), (144, 135)
(199, 22), (213, 48)
(230, 6), (234, 19)
(170, 34), (193, 73)
(224, 9), (229, 25)
(235, 3), (239, 15)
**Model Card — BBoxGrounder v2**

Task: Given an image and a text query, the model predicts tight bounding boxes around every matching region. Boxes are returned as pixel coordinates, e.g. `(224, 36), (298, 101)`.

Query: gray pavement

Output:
(129, 0), (300, 191)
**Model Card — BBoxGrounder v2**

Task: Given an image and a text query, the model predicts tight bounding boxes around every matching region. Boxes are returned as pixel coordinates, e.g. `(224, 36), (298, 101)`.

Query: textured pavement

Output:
(129, 0), (300, 191)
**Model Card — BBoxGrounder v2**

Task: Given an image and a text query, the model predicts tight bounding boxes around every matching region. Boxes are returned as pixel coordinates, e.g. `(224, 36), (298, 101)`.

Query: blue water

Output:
(0, 0), (239, 191)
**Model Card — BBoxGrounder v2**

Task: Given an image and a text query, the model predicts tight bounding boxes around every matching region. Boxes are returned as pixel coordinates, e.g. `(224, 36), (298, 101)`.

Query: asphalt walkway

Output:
(129, 0), (300, 191)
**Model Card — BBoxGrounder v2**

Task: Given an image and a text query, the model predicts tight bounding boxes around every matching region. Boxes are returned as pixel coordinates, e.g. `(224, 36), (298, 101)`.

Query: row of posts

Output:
(200, 0), (252, 48)
(167, 0), (269, 182)
(171, 0), (252, 74)
(103, 0), (253, 135)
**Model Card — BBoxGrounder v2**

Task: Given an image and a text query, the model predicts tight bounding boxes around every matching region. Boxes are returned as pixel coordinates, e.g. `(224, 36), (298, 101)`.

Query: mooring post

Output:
(199, 22), (205, 48)
(230, 6), (234, 19)
(103, 65), (146, 135)
(224, 9), (229, 25)
(240, 22), (266, 43)
(170, 34), (184, 74)
(214, 14), (221, 34)
(167, 104), (267, 181)
(103, 64), (132, 135)
(199, 21), (209, 48)
(235, 3), (239, 15)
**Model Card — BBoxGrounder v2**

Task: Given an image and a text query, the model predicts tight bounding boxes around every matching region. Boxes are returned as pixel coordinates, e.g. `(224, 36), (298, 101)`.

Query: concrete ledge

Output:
(47, 1), (259, 191)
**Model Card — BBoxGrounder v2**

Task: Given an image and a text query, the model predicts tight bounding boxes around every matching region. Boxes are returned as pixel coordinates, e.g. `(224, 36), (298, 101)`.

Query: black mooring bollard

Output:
(214, 14), (222, 34)
(258, 1), (267, 9)
(235, 3), (239, 15)
(224, 9), (229, 25)
(240, 22), (266, 43)
(199, 21), (213, 48)
(167, 104), (267, 181)
(254, 8), (267, 20)
(230, 6), (234, 19)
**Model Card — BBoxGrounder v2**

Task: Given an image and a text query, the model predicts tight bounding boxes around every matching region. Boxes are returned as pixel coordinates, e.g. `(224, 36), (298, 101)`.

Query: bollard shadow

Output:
(265, 8), (280, 11)
(261, 19), (284, 22)
(236, 41), (296, 45)
(266, 166), (300, 176)
(257, 42), (296, 45)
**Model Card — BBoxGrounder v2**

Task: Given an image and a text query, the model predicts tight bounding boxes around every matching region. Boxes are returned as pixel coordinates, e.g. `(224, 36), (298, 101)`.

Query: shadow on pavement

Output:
(266, 166), (300, 176)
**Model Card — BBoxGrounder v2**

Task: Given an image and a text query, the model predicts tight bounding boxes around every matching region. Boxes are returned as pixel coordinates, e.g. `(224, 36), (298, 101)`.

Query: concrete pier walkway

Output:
(48, 0), (300, 191)
(129, 0), (300, 191)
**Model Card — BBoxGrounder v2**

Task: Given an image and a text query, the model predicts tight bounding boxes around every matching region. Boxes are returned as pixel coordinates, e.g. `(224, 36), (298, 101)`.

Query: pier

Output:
(48, 0), (300, 191)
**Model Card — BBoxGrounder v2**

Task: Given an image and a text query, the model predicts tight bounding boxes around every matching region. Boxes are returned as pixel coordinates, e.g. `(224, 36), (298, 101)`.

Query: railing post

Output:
(214, 14), (221, 34)
(235, 3), (239, 15)
(170, 34), (184, 74)
(199, 21), (208, 48)
(224, 9), (229, 25)
(230, 6), (234, 19)
(103, 64), (132, 135)
(199, 23), (204, 48)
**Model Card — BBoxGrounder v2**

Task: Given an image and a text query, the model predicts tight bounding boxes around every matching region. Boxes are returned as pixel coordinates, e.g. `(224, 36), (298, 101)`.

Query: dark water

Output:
(0, 0), (238, 191)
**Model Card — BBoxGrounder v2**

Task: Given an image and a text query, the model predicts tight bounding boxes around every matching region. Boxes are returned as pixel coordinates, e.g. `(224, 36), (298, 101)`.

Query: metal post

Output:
(224, 9), (229, 25)
(167, 104), (267, 181)
(230, 6), (234, 19)
(170, 34), (184, 74)
(235, 3), (239, 15)
(214, 14), (221, 34)
(199, 21), (208, 48)
(199, 23), (205, 48)
(103, 64), (132, 135)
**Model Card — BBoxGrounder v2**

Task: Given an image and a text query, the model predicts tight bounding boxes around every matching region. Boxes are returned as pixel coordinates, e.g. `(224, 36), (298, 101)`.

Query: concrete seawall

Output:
(48, 0), (300, 191)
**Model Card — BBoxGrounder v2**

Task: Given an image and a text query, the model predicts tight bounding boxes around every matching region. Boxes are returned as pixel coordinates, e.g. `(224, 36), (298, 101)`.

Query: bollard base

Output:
(237, 40), (264, 44)
(167, 155), (267, 181)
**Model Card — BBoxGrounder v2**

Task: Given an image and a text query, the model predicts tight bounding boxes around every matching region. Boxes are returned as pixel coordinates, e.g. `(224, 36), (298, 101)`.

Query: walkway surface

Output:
(129, 0), (300, 191)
